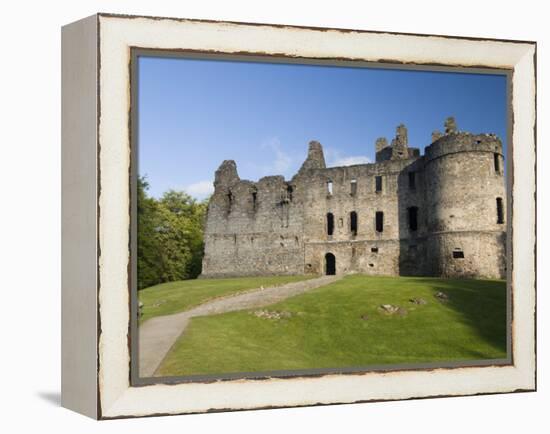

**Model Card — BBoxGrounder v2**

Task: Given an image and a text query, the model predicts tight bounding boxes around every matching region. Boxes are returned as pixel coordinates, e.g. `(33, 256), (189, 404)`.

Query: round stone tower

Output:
(423, 118), (507, 278)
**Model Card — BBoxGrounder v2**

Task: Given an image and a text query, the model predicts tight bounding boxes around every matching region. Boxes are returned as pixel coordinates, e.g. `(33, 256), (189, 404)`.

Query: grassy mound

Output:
(157, 275), (507, 377)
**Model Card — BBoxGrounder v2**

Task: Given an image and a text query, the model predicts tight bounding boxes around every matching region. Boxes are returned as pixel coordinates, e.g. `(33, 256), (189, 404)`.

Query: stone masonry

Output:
(201, 117), (507, 279)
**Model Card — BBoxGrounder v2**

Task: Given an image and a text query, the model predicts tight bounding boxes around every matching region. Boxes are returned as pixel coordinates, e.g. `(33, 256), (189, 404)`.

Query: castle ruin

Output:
(201, 117), (506, 279)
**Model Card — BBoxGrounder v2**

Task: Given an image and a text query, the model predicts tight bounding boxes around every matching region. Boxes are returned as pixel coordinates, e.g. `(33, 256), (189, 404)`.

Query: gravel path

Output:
(139, 275), (342, 377)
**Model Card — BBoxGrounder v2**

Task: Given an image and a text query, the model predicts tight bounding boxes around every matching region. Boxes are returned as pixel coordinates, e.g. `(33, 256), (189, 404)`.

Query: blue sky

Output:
(138, 56), (507, 199)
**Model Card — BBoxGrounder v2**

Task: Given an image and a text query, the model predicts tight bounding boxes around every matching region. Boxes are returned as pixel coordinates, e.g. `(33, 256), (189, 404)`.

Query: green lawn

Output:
(138, 275), (313, 323)
(157, 275), (507, 377)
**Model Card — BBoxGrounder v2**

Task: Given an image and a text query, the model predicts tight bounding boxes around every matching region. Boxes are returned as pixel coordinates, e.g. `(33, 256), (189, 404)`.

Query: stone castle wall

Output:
(201, 118), (507, 279)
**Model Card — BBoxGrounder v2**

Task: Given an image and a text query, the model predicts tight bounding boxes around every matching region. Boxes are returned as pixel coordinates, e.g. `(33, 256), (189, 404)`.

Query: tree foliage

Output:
(137, 177), (208, 290)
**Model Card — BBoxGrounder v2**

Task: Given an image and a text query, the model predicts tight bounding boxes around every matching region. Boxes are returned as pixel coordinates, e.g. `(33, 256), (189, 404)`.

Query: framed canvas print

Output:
(61, 13), (536, 419)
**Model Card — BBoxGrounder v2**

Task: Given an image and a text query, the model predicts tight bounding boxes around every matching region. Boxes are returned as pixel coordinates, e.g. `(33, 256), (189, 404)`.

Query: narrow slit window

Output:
(408, 206), (418, 231)
(375, 211), (384, 232)
(227, 191), (233, 213)
(252, 191), (257, 210)
(327, 212), (334, 236)
(375, 176), (382, 192)
(494, 153), (501, 173)
(287, 185), (293, 201)
(408, 171), (416, 189)
(350, 211), (358, 236)
(327, 180), (333, 196)
(496, 197), (504, 224)
(350, 179), (357, 196)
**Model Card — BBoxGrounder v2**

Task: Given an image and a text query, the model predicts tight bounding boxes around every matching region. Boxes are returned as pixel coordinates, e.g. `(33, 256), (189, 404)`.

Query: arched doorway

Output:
(325, 253), (336, 275)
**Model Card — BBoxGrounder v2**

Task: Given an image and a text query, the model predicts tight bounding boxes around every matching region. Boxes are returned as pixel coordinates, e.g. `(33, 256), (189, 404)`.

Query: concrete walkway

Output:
(139, 275), (342, 377)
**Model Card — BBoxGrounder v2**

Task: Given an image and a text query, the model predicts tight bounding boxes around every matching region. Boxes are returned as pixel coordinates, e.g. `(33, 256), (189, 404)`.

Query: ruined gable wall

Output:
(201, 166), (305, 277)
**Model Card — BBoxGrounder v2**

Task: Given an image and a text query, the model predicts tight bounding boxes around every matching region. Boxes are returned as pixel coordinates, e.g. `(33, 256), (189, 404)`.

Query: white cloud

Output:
(244, 139), (372, 179)
(261, 138), (293, 175)
(325, 147), (372, 167)
(243, 137), (299, 179)
(185, 180), (214, 199)
(330, 155), (372, 167)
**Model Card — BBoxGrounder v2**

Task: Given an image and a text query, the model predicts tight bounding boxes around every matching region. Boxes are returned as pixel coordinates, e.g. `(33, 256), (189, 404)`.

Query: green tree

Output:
(137, 177), (209, 290)
(137, 177), (161, 289)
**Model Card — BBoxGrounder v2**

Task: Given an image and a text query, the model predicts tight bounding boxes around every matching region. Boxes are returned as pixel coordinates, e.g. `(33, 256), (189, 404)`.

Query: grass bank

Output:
(157, 275), (507, 376)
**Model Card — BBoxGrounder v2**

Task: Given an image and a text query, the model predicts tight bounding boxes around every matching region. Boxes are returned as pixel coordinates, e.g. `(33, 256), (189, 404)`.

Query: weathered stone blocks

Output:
(202, 118), (507, 279)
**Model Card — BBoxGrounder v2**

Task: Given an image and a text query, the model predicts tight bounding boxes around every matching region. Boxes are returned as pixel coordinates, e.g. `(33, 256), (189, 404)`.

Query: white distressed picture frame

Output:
(61, 13), (536, 419)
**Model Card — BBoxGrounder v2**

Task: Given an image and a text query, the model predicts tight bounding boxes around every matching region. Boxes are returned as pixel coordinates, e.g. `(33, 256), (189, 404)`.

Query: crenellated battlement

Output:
(425, 118), (503, 162)
(375, 123), (421, 162)
(425, 132), (503, 161)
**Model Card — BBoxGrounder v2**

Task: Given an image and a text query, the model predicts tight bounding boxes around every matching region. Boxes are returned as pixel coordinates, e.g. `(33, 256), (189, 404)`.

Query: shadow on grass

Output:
(410, 277), (508, 357)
